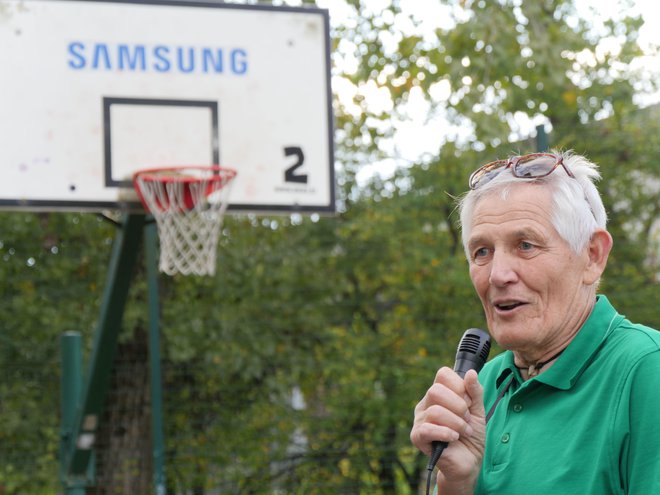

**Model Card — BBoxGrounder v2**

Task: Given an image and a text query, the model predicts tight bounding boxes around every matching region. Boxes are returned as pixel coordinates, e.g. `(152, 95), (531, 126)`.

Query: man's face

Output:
(467, 185), (592, 356)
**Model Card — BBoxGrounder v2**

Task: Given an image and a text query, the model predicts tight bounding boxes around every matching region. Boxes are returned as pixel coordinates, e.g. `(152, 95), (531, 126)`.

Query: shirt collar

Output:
(494, 295), (622, 390)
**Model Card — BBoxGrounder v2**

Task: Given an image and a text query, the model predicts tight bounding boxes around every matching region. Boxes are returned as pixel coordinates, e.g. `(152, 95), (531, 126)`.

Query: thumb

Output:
(464, 369), (486, 418)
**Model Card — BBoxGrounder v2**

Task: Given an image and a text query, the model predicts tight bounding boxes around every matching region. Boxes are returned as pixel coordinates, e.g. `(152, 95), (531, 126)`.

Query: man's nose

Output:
(488, 251), (519, 287)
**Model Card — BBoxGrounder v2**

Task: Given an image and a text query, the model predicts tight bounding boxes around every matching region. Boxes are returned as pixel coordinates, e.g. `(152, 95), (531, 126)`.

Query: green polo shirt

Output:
(474, 295), (660, 494)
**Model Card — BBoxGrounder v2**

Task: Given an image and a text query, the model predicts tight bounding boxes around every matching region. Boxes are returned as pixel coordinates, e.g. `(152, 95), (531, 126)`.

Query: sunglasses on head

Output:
(468, 153), (575, 190)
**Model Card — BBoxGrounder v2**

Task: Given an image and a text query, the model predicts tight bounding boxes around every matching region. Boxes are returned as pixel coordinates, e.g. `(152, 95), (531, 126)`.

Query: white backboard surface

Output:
(0, 0), (335, 213)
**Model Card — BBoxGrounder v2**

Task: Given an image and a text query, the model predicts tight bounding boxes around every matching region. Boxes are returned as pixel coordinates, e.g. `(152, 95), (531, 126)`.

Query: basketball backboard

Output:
(0, 0), (334, 213)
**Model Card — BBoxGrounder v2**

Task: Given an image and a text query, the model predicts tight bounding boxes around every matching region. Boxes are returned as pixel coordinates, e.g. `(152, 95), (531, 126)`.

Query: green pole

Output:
(60, 332), (86, 494)
(145, 220), (167, 495)
(66, 213), (145, 476)
(536, 124), (549, 152)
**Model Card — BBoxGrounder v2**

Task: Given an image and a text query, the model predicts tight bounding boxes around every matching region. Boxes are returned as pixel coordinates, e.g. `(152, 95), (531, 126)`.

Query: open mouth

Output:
(494, 301), (526, 312)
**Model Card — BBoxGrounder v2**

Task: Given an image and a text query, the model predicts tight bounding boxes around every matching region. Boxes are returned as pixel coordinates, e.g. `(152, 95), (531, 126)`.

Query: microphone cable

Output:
(425, 446), (444, 495)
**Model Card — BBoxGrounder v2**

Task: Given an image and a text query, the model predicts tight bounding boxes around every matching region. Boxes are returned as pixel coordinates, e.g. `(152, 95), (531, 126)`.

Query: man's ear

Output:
(583, 229), (613, 286)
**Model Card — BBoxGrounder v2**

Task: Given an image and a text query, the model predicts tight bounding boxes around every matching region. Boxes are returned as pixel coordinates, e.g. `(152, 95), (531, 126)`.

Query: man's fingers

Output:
(434, 366), (466, 393)
(411, 392), (475, 456)
(464, 369), (486, 417)
(410, 422), (461, 456)
(411, 367), (483, 458)
(425, 382), (470, 416)
(424, 404), (474, 435)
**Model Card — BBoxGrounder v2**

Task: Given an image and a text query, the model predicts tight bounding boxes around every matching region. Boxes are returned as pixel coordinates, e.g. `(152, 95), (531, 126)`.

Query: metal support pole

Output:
(145, 220), (167, 495)
(536, 124), (549, 152)
(60, 332), (86, 495)
(66, 213), (145, 476)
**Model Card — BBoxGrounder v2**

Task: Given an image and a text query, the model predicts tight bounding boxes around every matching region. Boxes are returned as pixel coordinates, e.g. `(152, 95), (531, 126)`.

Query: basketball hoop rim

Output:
(132, 165), (237, 215)
(132, 165), (237, 185)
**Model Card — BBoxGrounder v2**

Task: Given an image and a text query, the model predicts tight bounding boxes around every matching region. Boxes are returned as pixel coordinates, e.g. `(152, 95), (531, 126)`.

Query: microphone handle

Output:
(428, 440), (448, 470)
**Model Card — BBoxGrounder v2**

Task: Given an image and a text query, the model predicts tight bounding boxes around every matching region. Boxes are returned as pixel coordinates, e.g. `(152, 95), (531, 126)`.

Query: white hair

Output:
(458, 150), (608, 258)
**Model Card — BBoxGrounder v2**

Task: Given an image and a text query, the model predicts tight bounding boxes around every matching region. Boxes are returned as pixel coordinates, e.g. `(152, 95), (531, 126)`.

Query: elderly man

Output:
(410, 151), (660, 494)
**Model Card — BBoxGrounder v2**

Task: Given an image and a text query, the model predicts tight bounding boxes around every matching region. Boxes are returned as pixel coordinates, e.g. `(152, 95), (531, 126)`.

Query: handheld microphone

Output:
(427, 328), (491, 472)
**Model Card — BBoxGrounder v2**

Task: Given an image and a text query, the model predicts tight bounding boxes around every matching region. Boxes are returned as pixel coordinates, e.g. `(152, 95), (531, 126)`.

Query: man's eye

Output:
(474, 247), (490, 259)
(520, 241), (534, 250)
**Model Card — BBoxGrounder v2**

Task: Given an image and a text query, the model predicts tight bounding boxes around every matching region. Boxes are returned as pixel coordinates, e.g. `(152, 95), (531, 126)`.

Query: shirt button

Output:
(513, 404), (523, 413)
(501, 433), (510, 443)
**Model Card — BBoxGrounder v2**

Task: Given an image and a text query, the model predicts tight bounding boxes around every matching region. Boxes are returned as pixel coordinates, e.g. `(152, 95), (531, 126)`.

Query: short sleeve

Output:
(623, 350), (660, 494)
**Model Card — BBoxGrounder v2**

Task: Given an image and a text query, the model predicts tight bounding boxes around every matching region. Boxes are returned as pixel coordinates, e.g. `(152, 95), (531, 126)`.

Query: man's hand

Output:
(410, 368), (486, 493)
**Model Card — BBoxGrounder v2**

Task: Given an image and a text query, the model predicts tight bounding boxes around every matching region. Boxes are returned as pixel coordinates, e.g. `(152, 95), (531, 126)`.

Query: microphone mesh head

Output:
(458, 334), (481, 354)
(480, 339), (491, 361)
(454, 328), (492, 376)
(457, 328), (491, 363)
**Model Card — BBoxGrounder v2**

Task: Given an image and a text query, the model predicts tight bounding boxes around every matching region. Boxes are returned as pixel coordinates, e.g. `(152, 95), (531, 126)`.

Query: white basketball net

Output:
(133, 166), (236, 276)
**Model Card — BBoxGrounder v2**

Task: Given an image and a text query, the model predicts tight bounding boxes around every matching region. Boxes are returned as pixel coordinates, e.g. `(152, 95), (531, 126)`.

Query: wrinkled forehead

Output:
(468, 186), (565, 247)
(471, 182), (554, 220)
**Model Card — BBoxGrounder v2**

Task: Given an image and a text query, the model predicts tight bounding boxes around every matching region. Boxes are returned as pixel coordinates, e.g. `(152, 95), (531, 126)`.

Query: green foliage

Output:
(553, 106), (660, 326)
(0, 213), (114, 492)
(0, 1), (658, 494)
